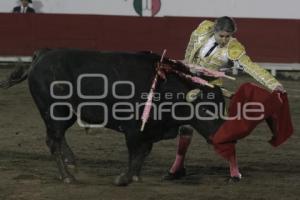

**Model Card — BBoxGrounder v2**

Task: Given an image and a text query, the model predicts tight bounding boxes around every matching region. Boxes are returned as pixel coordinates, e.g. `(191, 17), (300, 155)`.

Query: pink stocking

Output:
(170, 134), (192, 173)
(229, 153), (242, 178)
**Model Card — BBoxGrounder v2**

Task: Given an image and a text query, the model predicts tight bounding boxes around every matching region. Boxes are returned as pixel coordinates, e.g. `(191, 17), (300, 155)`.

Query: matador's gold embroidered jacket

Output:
(184, 20), (281, 90)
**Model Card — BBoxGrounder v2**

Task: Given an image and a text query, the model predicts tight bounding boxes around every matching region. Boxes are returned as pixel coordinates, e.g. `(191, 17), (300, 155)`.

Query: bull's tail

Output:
(0, 65), (29, 89)
(0, 48), (51, 89)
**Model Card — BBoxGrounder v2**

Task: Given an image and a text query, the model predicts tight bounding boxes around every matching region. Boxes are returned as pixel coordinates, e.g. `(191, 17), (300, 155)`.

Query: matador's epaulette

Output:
(194, 20), (214, 36)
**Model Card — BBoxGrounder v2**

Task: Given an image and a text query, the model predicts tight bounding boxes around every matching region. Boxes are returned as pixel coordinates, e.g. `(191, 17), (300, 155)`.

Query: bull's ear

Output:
(186, 89), (201, 102)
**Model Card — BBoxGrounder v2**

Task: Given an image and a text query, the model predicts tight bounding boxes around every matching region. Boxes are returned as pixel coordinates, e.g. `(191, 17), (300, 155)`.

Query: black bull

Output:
(1, 49), (225, 186)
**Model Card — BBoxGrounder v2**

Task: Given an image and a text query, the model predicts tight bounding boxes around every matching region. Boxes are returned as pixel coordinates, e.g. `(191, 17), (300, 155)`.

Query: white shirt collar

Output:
(199, 36), (218, 58)
(21, 6), (28, 13)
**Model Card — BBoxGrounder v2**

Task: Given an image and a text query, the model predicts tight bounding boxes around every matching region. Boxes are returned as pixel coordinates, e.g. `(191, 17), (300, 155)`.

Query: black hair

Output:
(214, 16), (237, 33)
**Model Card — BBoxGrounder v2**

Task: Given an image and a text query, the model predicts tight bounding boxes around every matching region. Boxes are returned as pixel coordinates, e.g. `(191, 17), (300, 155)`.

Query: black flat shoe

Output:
(162, 168), (186, 180)
(227, 175), (242, 183)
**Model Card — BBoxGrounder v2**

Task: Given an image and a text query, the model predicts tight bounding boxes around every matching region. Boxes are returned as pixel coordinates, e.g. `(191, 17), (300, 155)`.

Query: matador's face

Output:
(214, 31), (232, 47)
(20, 0), (30, 7)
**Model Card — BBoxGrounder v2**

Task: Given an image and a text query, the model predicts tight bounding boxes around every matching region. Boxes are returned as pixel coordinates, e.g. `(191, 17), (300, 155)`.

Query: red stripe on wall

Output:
(0, 14), (299, 62)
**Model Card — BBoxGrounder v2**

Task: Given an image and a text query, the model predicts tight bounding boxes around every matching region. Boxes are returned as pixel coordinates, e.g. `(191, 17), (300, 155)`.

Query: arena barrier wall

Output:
(0, 13), (299, 63)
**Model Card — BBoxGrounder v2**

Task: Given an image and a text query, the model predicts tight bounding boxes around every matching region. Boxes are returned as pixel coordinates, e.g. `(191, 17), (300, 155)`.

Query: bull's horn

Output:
(224, 75), (236, 80)
(186, 89), (201, 102)
(205, 83), (215, 88)
(221, 88), (234, 98)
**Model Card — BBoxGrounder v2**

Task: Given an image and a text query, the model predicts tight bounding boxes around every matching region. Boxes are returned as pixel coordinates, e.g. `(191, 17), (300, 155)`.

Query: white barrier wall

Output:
(1, 0), (300, 19)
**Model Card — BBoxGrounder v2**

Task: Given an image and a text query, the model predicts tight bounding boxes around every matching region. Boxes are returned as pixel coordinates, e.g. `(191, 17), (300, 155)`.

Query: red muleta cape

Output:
(212, 83), (293, 160)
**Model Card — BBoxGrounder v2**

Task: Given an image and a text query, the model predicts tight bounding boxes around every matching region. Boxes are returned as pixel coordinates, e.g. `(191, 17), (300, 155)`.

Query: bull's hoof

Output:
(66, 163), (77, 170)
(162, 168), (186, 181)
(132, 175), (142, 182)
(62, 176), (76, 184)
(114, 173), (131, 186)
(63, 158), (76, 167)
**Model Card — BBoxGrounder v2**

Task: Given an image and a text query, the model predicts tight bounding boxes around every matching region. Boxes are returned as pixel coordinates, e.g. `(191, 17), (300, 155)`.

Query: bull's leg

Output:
(115, 138), (153, 186)
(30, 87), (77, 182)
(61, 137), (76, 168)
(128, 142), (153, 180)
(46, 129), (76, 183)
(228, 151), (242, 182)
(163, 125), (193, 180)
